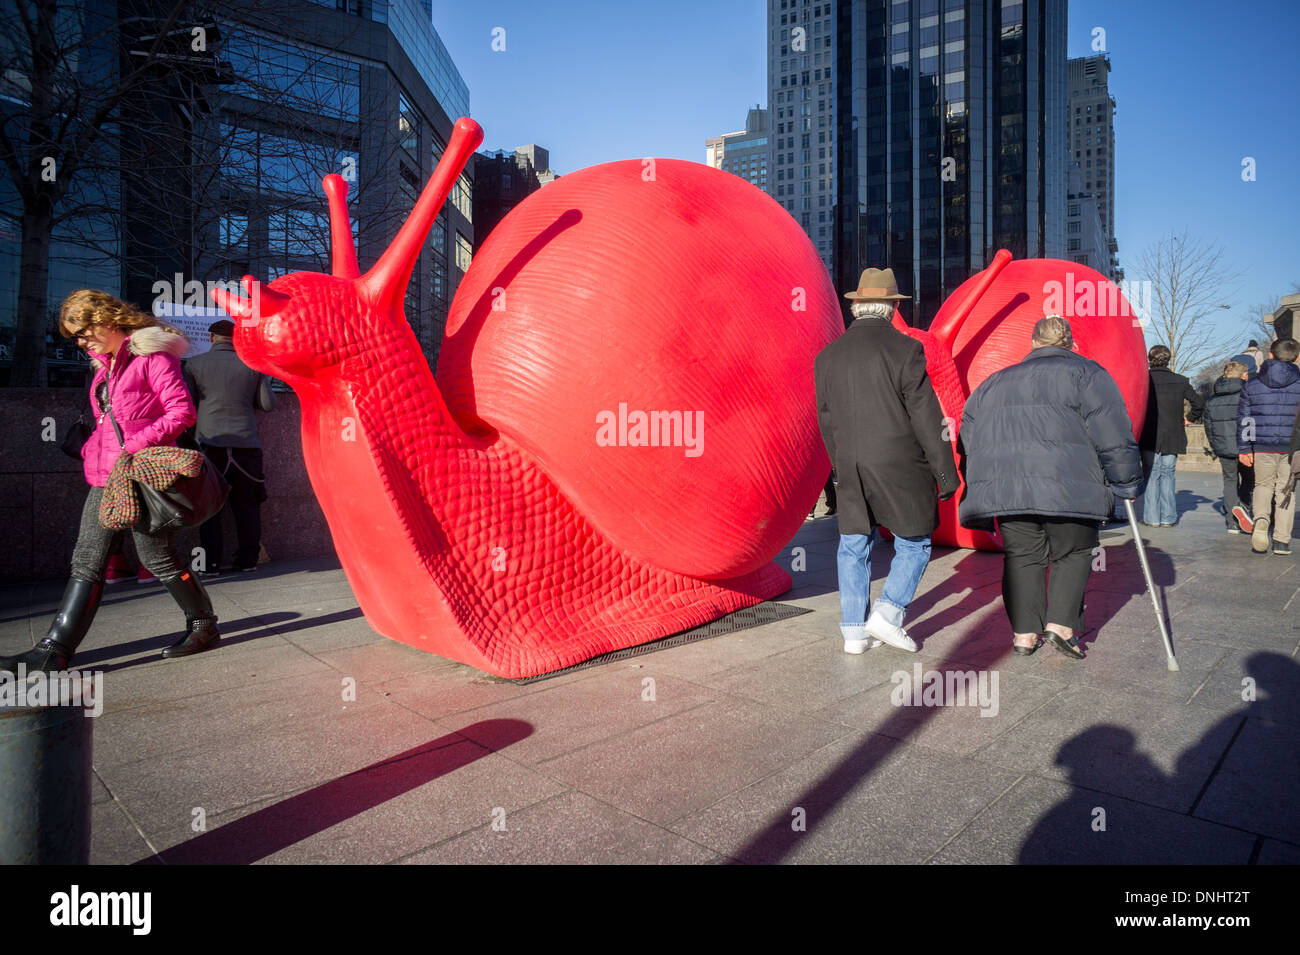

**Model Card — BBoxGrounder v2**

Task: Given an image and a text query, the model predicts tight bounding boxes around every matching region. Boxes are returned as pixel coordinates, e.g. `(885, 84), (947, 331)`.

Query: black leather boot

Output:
(0, 578), (103, 675)
(160, 571), (221, 659)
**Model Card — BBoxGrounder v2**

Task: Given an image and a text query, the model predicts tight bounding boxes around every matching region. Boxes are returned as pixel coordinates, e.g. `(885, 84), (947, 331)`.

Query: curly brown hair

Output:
(58, 289), (187, 341)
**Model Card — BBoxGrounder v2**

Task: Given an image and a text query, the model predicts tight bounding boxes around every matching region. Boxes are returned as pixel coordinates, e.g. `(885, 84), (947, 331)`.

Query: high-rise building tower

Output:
(1065, 163), (1109, 276)
(472, 145), (559, 245)
(832, 0), (1067, 327)
(766, 2), (836, 272)
(705, 107), (770, 191)
(1068, 54), (1118, 280)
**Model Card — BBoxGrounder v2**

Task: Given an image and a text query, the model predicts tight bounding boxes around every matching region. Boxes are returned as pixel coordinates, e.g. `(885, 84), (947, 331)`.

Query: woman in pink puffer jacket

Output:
(1, 291), (221, 675)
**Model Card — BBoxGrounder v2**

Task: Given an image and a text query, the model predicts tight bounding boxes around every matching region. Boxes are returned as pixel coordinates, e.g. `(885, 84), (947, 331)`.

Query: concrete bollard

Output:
(0, 699), (93, 864)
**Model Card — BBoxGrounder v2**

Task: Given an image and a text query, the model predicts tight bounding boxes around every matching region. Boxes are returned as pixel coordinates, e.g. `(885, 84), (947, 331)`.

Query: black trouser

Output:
(824, 471), (837, 511)
(1219, 455), (1254, 523)
(999, 516), (1099, 634)
(70, 486), (184, 582)
(199, 444), (266, 570)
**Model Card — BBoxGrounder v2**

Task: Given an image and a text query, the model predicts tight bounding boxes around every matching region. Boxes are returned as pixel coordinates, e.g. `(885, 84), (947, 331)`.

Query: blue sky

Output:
(434, 0), (1299, 339)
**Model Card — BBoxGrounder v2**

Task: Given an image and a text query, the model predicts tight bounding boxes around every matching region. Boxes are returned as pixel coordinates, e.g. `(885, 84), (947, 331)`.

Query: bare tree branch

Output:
(1136, 230), (1242, 374)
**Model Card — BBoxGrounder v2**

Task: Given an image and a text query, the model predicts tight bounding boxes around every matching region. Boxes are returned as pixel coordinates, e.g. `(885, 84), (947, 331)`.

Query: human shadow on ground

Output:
(71, 607), (365, 673)
(730, 532), (1183, 863)
(136, 719), (533, 865)
(0, 559), (347, 625)
(1018, 651), (1300, 863)
(728, 600), (1010, 864)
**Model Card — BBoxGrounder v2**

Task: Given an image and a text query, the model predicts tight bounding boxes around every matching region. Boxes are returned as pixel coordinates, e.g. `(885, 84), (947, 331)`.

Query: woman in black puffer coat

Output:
(958, 316), (1143, 659)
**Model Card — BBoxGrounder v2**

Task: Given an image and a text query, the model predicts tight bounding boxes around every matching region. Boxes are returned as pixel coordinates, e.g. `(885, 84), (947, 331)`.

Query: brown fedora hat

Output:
(844, 267), (910, 301)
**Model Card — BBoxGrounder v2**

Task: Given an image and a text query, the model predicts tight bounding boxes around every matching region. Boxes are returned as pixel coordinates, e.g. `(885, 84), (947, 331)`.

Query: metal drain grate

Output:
(502, 601), (814, 685)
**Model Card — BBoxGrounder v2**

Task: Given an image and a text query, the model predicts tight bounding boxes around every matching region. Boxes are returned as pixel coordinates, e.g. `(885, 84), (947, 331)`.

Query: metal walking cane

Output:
(1123, 498), (1179, 671)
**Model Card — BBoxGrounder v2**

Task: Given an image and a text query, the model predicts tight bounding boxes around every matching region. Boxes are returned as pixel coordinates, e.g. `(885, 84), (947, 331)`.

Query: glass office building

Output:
(833, 0), (1066, 327)
(767, 3), (837, 272)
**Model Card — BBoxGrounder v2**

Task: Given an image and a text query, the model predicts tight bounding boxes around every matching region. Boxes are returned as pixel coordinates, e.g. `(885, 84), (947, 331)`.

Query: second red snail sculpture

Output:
(213, 116), (1148, 678)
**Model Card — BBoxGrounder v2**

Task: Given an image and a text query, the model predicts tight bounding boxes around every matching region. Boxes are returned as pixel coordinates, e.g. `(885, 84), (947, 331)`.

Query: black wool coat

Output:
(1139, 367), (1204, 455)
(957, 346), (1143, 529)
(814, 318), (959, 537)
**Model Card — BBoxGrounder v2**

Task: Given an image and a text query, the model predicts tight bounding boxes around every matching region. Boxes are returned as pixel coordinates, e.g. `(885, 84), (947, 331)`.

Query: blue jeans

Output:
(837, 530), (932, 632)
(1142, 453), (1178, 524)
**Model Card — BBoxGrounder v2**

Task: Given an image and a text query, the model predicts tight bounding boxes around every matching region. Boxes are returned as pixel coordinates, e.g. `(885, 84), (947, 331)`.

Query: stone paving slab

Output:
(2, 470), (1297, 864)
(930, 775), (1256, 865)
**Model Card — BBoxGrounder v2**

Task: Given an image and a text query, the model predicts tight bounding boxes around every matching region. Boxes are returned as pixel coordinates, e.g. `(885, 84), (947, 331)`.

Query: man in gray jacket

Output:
(185, 320), (276, 573)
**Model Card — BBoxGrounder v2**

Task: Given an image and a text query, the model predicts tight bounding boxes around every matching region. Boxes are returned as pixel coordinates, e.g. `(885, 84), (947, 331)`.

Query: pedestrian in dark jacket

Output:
(814, 268), (959, 655)
(1203, 361), (1253, 532)
(184, 320), (277, 573)
(1138, 345), (1204, 526)
(958, 316), (1141, 659)
(1, 290), (220, 675)
(1237, 338), (1300, 555)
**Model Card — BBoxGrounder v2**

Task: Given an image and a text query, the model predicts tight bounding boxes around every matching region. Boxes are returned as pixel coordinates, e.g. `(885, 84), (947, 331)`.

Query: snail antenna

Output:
(323, 174), (360, 279)
(360, 116), (484, 314)
(930, 249), (1013, 342)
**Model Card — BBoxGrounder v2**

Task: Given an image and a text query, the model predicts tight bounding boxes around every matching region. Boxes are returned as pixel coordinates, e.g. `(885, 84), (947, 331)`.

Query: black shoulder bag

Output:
(101, 383), (229, 534)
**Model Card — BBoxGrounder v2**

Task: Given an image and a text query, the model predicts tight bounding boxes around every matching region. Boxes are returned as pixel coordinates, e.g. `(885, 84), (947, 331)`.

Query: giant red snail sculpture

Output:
(212, 116), (1148, 677)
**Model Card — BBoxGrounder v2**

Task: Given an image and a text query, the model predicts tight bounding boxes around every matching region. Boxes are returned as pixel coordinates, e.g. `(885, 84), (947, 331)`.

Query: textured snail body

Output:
(212, 117), (838, 678)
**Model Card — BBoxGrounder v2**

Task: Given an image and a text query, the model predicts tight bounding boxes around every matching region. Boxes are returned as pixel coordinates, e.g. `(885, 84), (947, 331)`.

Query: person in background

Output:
(1, 291), (220, 674)
(1230, 341), (1261, 376)
(1138, 345), (1204, 527)
(1203, 361), (1254, 533)
(1237, 338), (1300, 555)
(958, 316), (1141, 660)
(814, 268), (959, 655)
(184, 320), (276, 574)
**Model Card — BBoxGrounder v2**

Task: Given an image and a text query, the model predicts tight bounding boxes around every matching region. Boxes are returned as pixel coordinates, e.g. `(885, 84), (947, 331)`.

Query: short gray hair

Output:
(850, 301), (896, 321)
(1032, 315), (1073, 350)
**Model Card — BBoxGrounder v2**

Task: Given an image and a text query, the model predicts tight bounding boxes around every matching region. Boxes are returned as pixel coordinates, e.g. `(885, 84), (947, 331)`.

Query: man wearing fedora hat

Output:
(814, 268), (959, 654)
(184, 320), (277, 574)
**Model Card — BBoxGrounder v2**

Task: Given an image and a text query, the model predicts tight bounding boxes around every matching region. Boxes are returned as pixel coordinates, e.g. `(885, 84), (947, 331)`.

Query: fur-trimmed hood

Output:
(127, 325), (190, 357)
(91, 325), (190, 365)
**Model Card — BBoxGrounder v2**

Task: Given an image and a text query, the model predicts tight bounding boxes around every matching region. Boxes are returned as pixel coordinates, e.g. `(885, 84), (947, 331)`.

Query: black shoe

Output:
(0, 578), (103, 675)
(159, 572), (221, 659)
(1274, 541), (1292, 556)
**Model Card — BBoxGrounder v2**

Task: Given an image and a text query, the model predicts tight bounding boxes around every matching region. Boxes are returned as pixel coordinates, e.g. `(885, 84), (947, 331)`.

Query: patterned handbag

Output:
(99, 385), (229, 533)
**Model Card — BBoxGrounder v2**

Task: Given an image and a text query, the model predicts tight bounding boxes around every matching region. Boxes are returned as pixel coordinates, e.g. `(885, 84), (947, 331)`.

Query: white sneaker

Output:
(864, 608), (918, 652)
(1252, 515), (1271, 554)
(840, 625), (882, 654)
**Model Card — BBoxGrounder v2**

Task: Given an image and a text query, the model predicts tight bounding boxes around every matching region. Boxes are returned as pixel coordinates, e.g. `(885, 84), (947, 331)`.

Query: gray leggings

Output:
(70, 486), (185, 582)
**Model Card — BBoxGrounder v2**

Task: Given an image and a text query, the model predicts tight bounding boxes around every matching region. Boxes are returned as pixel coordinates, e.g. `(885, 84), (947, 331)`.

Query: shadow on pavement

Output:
(136, 719), (533, 865)
(1019, 652), (1300, 862)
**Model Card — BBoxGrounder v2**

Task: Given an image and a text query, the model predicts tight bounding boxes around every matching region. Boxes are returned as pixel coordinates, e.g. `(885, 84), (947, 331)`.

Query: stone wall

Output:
(1179, 424), (1223, 473)
(0, 389), (335, 583)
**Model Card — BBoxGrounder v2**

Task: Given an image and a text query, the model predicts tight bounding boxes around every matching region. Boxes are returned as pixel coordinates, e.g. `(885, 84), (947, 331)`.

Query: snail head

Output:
(211, 117), (485, 385)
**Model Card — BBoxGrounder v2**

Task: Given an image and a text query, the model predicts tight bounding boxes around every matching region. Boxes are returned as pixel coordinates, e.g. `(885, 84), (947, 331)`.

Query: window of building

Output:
(1068, 238), (1081, 251)
(1068, 221), (1080, 233)
(451, 174), (472, 221)
(455, 232), (472, 273)
(219, 214), (247, 249)
(398, 91), (420, 156)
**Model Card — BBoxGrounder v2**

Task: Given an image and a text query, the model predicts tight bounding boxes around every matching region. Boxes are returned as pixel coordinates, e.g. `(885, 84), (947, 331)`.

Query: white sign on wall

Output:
(152, 302), (228, 358)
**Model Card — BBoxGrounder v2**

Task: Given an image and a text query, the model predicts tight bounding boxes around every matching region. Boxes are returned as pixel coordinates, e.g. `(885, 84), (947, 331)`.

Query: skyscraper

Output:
(473, 145), (559, 245)
(766, 2), (837, 272)
(832, 0), (1067, 327)
(1065, 163), (1110, 277)
(1068, 54), (1118, 279)
(705, 107), (770, 191)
